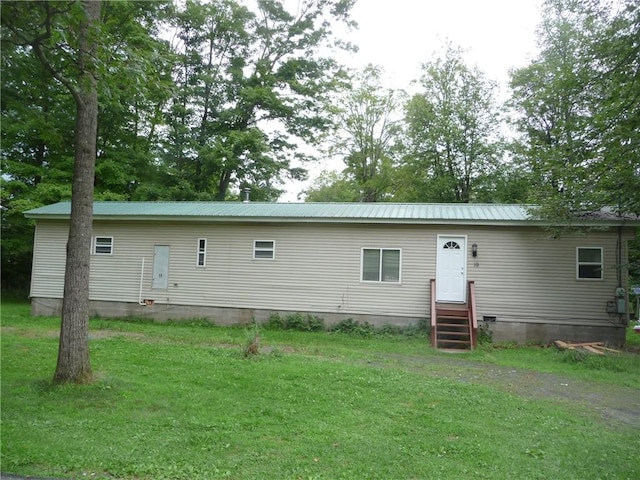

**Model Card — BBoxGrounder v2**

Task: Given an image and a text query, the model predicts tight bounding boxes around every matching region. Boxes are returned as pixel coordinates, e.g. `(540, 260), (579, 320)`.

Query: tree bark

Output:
(53, 0), (101, 384)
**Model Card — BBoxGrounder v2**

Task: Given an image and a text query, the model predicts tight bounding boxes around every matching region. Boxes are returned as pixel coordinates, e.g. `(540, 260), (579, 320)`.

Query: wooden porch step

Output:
(437, 339), (471, 346)
(430, 280), (477, 351)
(436, 308), (469, 318)
(438, 330), (470, 336)
(437, 322), (471, 328)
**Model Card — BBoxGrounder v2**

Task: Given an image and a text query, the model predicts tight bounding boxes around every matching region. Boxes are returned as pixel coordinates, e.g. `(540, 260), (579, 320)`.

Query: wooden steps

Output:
(429, 279), (478, 351)
(434, 306), (472, 350)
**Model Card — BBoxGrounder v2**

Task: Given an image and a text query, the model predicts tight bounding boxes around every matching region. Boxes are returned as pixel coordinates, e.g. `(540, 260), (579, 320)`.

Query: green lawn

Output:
(2, 300), (639, 479)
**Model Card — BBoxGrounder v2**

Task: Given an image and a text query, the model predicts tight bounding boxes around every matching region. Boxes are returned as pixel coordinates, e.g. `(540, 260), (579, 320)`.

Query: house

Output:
(25, 201), (639, 347)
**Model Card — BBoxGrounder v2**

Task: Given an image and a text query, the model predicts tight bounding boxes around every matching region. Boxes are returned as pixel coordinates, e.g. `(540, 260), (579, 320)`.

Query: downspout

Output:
(617, 225), (623, 290)
(138, 257), (146, 305)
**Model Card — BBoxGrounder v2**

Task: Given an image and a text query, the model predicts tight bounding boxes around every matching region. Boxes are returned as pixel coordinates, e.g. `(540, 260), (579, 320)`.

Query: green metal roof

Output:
(23, 201), (639, 226)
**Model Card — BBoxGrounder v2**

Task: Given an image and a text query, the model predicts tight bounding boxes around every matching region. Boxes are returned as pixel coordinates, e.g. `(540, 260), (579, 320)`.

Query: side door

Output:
(435, 235), (467, 303)
(152, 245), (170, 290)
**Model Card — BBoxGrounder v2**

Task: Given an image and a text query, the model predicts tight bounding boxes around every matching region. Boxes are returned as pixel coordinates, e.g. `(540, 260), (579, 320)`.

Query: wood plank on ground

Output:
(553, 340), (620, 355)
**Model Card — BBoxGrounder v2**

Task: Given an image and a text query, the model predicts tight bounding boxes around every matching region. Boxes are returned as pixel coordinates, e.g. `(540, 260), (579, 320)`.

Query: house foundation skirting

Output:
(29, 297), (423, 329)
(30, 297), (627, 346)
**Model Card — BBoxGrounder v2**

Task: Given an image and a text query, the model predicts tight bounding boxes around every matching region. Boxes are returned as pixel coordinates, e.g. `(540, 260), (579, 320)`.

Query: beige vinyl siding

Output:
(30, 219), (634, 326)
(29, 221), (67, 299)
(152, 222), (432, 317)
(31, 221), (433, 317)
(464, 226), (632, 326)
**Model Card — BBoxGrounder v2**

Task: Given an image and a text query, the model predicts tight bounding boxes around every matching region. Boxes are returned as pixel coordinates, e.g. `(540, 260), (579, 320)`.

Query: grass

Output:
(2, 300), (640, 479)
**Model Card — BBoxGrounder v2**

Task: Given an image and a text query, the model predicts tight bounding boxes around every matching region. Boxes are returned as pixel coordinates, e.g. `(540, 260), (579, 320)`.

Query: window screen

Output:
(93, 237), (113, 255)
(254, 240), (275, 259)
(577, 247), (602, 279)
(362, 248), (401, 283)
(197, 238), (207, 267)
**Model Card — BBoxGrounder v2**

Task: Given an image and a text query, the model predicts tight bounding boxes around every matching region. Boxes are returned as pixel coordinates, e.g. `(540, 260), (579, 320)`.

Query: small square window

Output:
(197, 238), (207, 267)
(577, 247), (602, 280)
(254, 240), (275, 260)
(93, 236), (113, 255)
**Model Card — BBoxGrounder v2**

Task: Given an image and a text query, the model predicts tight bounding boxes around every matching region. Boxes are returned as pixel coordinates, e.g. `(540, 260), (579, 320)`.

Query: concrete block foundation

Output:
(31, 297), (627, 347)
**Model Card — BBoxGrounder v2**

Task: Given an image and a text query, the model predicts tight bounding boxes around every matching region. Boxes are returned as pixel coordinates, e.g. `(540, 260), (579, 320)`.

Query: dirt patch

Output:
(1, 327), (147, 341)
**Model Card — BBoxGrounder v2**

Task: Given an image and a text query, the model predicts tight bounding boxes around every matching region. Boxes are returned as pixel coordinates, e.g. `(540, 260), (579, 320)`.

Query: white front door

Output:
(436, 235), (467, 303)
(152, 245), (170, 290)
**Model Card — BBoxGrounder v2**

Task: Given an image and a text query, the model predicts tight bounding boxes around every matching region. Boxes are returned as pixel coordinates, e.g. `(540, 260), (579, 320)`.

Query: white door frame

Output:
(435, 235), (467, 303)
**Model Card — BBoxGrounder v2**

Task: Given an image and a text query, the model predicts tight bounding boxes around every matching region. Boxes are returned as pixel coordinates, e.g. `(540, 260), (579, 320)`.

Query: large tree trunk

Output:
(53, 0), (101, 384)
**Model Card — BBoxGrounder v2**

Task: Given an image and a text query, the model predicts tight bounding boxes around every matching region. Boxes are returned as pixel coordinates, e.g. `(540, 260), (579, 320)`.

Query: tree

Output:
(3, 0), (102, 383)
(94, 1), (174, 201)
(1, 20), (76, 290)
(325, 65), (403, 202)
(162, 0), (355, 201)
(509, 0), (640, 219)
(398, 45), (502, 203)
(302, 170), (360, 202)
(1, 1), (172, 292)
(589, 0), (640, 214)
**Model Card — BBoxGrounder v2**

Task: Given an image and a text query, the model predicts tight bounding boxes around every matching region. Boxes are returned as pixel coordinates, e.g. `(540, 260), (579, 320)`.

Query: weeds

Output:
(329, 318), (376, 336)
(243, 323), (261, 358)
(477, 321), (494, 345)
(329, 318), (430, 338)
(556, 348), (634, 373)
(263, 312), (324, 332)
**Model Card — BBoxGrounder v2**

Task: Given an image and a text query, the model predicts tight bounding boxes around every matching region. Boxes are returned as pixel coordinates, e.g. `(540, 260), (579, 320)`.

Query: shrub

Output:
(264, 312), (285, 330)
(263, 312), (325, 332)
(477, 322), (494, 345)
(329, 318), (376, 337)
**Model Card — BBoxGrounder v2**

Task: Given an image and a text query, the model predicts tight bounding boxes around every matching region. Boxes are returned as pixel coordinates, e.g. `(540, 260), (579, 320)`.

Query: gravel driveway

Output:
(373, 352), (640, 427)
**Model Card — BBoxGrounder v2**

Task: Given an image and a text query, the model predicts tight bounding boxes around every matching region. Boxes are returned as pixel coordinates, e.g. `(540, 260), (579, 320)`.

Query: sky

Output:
(280, 0), (545, 201)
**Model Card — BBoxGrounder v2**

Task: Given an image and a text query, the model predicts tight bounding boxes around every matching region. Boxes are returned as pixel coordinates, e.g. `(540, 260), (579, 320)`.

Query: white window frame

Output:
(196, 238), (207, 267)
(361, 248), (402, 284)
(254, 240), (275, 260)
(93, 236), (113, 255)
(576, 247), (603, 280)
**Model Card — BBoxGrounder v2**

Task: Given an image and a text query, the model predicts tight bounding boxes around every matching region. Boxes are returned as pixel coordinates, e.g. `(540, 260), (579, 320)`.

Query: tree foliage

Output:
(303, 170), (360, 202)
(162, 0), (355, 201)
(509, 0), (640, 219)
(397, 45), (503, 203)
(1, 0), (355, 291)
(324, 65), (403, 202)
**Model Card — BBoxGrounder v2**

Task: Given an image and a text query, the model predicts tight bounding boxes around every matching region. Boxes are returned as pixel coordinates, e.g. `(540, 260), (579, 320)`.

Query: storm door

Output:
(152, 245), (170, 289)
(435, 235), (466, 303)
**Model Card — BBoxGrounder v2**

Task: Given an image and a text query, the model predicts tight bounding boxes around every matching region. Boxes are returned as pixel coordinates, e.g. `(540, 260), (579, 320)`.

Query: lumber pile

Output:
(553, 340), (621, 355)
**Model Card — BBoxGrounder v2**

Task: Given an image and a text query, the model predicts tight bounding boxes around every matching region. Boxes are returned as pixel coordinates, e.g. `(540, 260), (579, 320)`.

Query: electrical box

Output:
(606, 301), (617, 314)
(615, 287), (625, 297)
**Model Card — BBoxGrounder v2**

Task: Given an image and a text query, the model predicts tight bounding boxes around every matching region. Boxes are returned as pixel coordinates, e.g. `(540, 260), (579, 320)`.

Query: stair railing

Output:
(430, 278), (437, 347)
(468, 280), (478, 349)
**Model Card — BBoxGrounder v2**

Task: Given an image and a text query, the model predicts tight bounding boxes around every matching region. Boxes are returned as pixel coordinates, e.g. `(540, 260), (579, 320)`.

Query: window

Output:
(577, 247), (603, 280)
(196, 238), (207, 267)
(254, 240), (275, 259)
(362, 248), (401, 283)
(93, 236), (113, 255)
